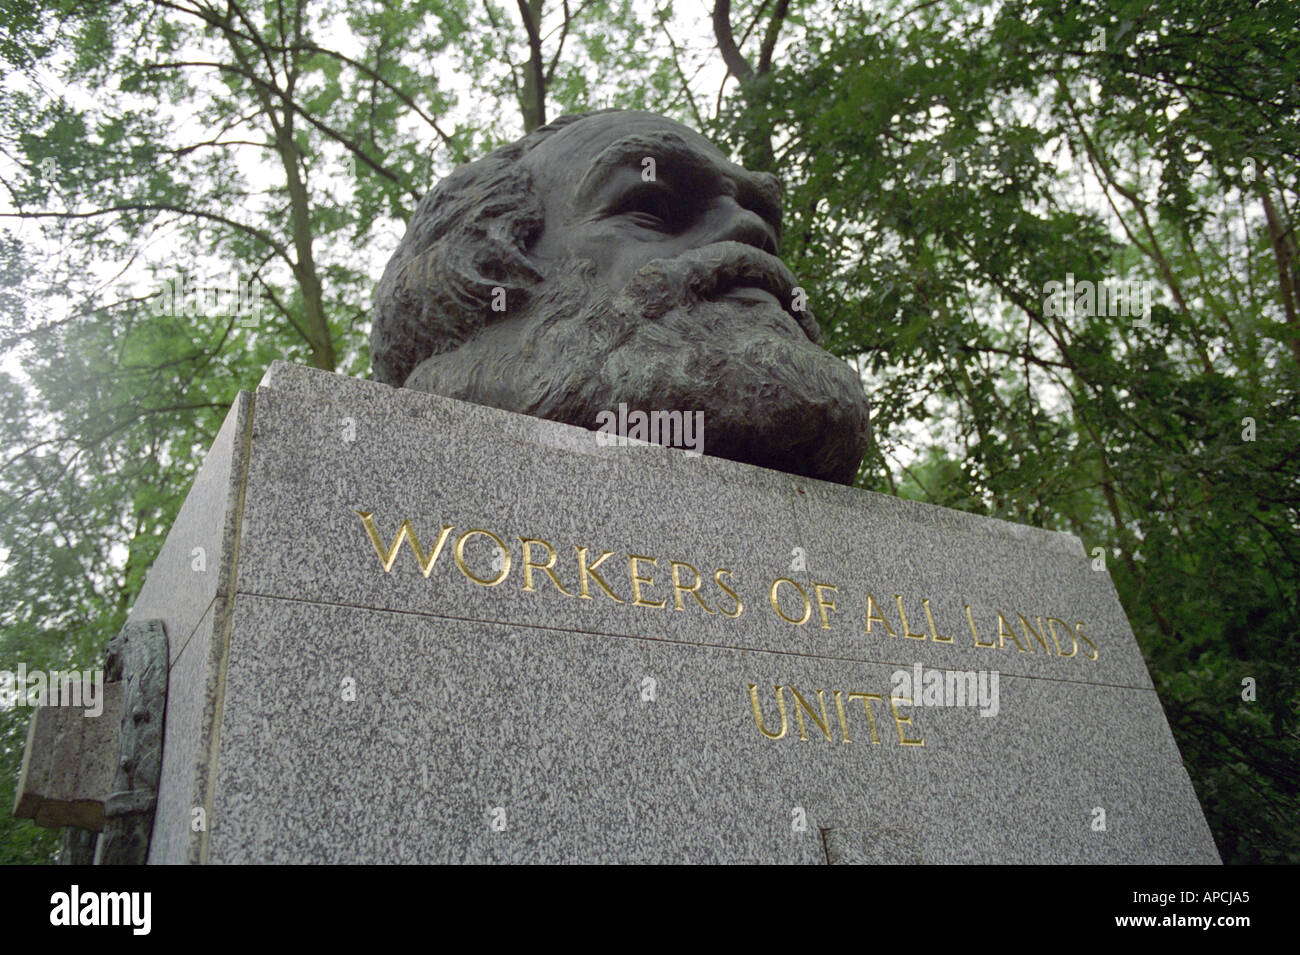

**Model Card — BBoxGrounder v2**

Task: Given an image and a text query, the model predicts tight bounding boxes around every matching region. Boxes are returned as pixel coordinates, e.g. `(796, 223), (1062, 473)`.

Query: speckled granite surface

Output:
(138, 362), (1219, 863)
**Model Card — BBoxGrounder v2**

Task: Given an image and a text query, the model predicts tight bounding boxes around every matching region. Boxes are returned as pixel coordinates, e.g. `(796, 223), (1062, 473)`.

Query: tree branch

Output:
(712, 0), (754, 81)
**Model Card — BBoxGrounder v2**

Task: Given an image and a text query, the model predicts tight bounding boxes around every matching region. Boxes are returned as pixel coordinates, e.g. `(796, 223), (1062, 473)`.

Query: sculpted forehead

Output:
(520, 111), (779, 222)
(526, 111), (729, 166)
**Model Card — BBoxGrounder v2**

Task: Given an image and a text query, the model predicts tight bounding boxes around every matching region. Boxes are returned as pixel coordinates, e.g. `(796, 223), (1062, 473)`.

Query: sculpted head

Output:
(372, 110), (870, 484)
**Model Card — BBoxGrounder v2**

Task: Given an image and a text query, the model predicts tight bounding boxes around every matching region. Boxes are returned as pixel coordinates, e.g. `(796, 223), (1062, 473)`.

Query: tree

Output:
(0, 0), (682, 863)
(706, 0), (1300, 861)
(2, 0), (1295, 864)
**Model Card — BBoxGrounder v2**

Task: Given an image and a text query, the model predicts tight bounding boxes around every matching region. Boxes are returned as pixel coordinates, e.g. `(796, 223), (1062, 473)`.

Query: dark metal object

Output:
(60, 826), (97, 865)
(56, 619), (168, 865)
(372, 109), (872, 485)
(94, 618), (167, 865)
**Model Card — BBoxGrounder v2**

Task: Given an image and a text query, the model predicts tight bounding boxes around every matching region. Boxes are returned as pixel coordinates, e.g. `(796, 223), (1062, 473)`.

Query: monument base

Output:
(128, 362), (1218, 863)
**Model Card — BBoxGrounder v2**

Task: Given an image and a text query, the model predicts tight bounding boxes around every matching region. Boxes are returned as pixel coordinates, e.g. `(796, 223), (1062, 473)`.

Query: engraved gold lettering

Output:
(1038, 615), (1065, 655)
(454, 529), (511, 586)
(923, 598), (953, 643)
(894, 594), (927, 640)
(864, 592), (898, 636)
(519, 538), (575, 596)
(714, 569), (743, 618)
(1075, 621), (1099, 660)
(788, 687), (833, 741)
(574, 547), (623, 602)
(769, 578), (812, 625)
(833, 690), (852, 743)
(669, 561), (714, 614)
(747, 684), (788, 740)
(356, 511), (454, 577)
(996, 610), (1029, 652)
(813, 583), (838, 630)
(846, 692), (885, 744)
(966, 603), (996, 647)
(888, 696), (926, 746)
(1017, 613), (1051, 653)
(1046, 616), (1077, 657)
(628, 554), (666, 608)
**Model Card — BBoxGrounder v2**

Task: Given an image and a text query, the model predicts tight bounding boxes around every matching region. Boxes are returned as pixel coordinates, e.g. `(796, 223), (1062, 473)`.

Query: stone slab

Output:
(130, 391), (252, 668)
(236, 363), (1149, 690)
(200, 595), (1215, 864)
(137, 361), (1219, 863)
(135, 392), (253, 864)
(14, 681), (123, 831)
(146, 601), (216, 864)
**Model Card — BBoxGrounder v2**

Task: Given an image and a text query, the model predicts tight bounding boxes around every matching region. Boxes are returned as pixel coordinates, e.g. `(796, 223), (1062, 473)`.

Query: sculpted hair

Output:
(371, 111), (614, 387)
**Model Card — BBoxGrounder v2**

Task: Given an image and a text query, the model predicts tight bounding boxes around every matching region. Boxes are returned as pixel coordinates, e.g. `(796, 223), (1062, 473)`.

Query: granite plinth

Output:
(133, 361), (1219, 863)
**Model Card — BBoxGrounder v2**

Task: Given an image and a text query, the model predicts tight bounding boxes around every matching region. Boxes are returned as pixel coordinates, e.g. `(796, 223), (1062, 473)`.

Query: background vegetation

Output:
(2, 0), (1296, 863)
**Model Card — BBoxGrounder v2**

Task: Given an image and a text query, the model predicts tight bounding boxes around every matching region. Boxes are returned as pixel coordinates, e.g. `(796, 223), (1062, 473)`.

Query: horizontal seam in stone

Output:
(230, 588), (1158, 693)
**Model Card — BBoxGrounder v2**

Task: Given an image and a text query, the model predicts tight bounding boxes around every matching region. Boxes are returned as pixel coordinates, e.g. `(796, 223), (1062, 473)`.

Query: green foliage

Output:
(0, 0), (686, 864)
(710, 0), (1300, 862)
(2, 0), (1295, 864)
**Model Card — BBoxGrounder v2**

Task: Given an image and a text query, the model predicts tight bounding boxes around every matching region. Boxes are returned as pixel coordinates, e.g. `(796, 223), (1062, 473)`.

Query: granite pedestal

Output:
(131, 361), (1219, 863)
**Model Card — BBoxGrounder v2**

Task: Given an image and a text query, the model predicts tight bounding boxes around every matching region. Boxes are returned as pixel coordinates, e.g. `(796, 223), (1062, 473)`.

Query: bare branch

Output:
(712, 0), (754, 81)
(545, 0), (570, 87)
(757, 0), (790, 74)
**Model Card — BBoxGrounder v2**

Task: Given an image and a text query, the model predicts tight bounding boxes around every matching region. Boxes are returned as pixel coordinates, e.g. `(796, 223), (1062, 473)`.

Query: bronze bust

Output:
(373, 109), (870, 484)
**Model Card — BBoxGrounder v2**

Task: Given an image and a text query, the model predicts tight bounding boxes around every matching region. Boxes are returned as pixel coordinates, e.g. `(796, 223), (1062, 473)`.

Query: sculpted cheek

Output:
(568, 229), (665, 292)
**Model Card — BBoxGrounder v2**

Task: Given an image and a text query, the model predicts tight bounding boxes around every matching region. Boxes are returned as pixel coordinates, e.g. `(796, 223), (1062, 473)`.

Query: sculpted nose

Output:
(706, 197), (779, 256)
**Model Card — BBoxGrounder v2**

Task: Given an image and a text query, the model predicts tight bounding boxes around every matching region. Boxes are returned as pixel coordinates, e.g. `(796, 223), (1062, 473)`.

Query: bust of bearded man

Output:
(372, 109), (870, 485)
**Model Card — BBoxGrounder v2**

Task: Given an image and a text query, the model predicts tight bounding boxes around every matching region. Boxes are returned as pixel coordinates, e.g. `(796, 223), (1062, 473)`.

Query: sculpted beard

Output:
(404, 244), (871, 484)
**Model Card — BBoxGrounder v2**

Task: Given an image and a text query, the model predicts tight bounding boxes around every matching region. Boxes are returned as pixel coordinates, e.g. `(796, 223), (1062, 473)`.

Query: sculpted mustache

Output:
(618, 241), (821, 344)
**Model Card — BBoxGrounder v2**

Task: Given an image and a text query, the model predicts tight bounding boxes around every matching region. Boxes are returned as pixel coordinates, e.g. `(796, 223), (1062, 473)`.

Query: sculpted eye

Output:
(615, 186), (679, 230)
